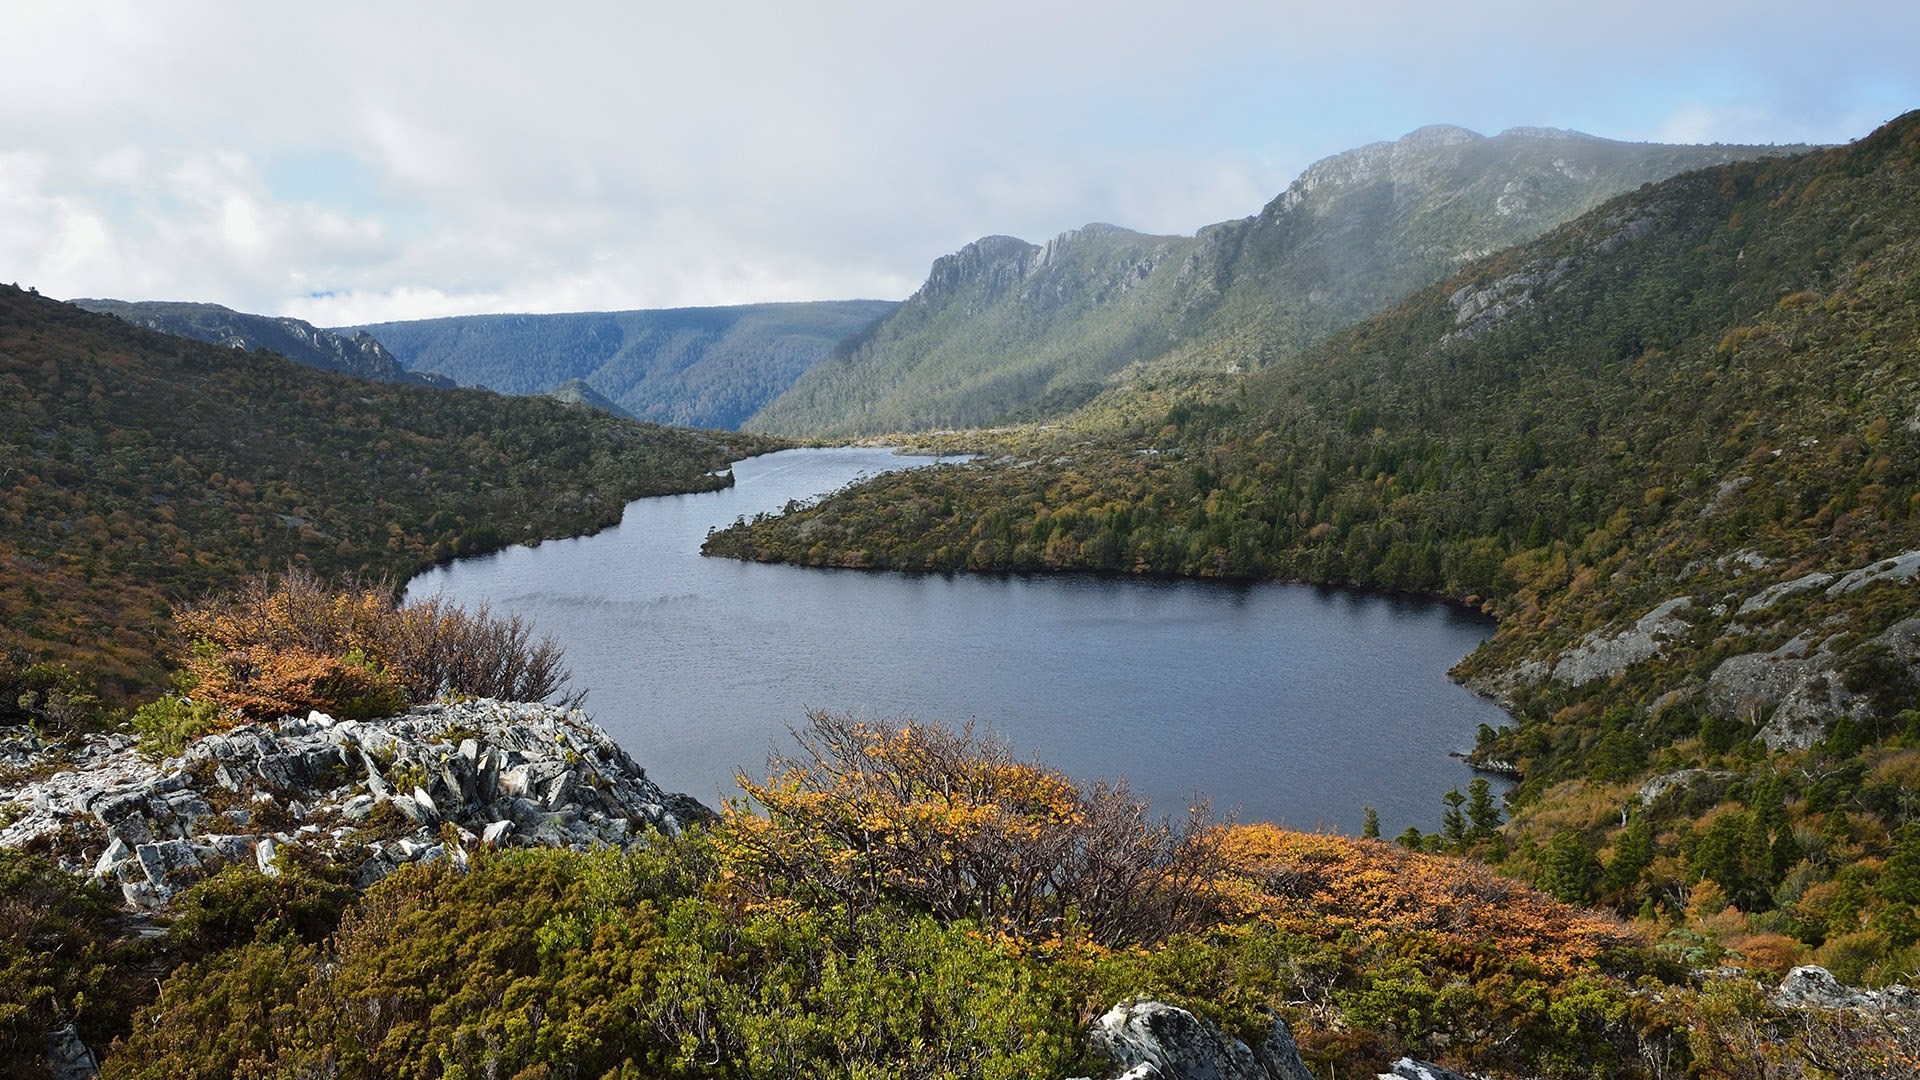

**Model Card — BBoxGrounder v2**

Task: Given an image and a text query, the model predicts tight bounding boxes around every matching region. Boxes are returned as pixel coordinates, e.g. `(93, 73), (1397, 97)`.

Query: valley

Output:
(4, 109), (1917, 1078)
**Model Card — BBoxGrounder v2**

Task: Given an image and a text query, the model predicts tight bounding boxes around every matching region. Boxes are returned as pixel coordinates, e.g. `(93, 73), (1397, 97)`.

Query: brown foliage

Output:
(176, 569), (580, 722)
(724, 710), (1229, 946)
(1217, 825), (1645, 976)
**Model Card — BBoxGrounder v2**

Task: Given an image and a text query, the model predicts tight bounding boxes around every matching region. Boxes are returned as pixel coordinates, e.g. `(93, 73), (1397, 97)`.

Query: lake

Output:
(406, 446), (1512, 835)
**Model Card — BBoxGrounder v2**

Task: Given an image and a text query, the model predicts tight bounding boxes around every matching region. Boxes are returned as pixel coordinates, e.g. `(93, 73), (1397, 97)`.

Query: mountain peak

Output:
(915, 235), (1043, 304)
(1496, 125), (1596, 141)
(1398, 123), (1484, 148)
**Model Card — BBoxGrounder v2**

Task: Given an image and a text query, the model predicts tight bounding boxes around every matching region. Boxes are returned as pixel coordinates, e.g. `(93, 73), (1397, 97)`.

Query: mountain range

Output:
(346, 301), (895, 430)
(709, 110), (1920, 983)
(747, 125), (1803, 436)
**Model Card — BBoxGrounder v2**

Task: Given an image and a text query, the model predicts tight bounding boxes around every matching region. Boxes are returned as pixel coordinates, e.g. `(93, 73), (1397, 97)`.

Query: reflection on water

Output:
(407, 447), (1511, 835)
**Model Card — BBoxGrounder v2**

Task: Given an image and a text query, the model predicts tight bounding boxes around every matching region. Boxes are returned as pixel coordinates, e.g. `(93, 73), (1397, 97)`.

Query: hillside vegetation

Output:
(749, 126), (1798, 437)
(709, 112), (1920, 976)
(71, 299), (450, 388)
(70, 709), (1701, 1079)
(351, 300), (896, 430)
(0, 286), (779, 700)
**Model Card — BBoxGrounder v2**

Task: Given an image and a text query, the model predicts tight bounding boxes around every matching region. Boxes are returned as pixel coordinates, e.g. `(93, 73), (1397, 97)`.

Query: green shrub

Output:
(129, 694), (227, 759)
(166, 852), (357, 963)
(0, 851), (152, 1067)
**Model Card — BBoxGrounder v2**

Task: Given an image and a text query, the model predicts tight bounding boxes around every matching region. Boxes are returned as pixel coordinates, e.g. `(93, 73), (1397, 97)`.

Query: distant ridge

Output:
(348, 300), (895, 431)
(70, 298), (452, 388)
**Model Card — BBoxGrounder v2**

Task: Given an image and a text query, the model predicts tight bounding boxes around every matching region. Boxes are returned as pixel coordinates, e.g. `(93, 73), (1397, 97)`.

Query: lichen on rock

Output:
(0, 699), (713, 910)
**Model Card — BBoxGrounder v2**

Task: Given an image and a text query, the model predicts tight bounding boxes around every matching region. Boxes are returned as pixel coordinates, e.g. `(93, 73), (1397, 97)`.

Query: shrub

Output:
(723, 710), (1228, 947)
(165, 852), (358, 963)
(129, 694), (227, 759)
(173, 569), (580, 723)
(0, 645), (115, 734)
(0, 851), (151, 1066)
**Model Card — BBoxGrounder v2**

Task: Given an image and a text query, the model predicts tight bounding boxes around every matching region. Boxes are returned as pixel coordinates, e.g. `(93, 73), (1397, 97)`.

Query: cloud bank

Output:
(2, 1), (1914, 324)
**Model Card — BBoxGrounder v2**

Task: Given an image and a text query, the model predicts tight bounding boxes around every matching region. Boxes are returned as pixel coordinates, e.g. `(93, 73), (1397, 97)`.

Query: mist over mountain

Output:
(348, 301), (895, 430)
(748, 126), (1804, 437)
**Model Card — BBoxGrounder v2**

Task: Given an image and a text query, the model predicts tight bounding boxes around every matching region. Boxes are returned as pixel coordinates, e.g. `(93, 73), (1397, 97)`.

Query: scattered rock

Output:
(1772, 965), (1920, 1014)
(0, 699), (715, 909)
(1378, 1059), (1476, 1080)
(1075, 998), (1311, 1080)
(45, 1022), (99, 1080)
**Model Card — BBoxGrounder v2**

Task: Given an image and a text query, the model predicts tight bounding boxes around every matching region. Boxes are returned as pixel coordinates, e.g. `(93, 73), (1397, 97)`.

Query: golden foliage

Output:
(172, 568), (578, 724)
(1218, 824), (1643, 977)
(723, 710), (1228, 946)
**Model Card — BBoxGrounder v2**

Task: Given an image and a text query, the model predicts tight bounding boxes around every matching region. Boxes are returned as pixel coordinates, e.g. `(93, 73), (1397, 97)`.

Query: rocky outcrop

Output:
(1478, 546), (1920, 748)
(1735, 549), (1920, 620)
(1705, 636), (1859, 751)
(1444, 255), (1578, 341)
(914, 235), (1044, 306)
(1072, 999), (1312, 1080)
(1696, 549), (1920, 749)
(1772, 965), (1920, 1014)
(0, 699), (711, 909)
(1549, 598), (1695, 686)
(1635, 768), (1737, 806)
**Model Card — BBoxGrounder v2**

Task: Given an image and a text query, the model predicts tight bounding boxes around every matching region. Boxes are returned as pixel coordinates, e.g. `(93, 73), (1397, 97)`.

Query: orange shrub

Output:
(1218, 824), (1644, 978)
(172, 569), (579, 724)
(723, 710), (1228, 947)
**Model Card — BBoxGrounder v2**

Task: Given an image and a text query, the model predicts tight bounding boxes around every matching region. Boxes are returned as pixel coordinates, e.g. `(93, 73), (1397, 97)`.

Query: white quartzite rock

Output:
(1073, 999), (1312, 1080)
(1772, 965), (1920, 1014)
(1550, 598), (1693, 686)
(0, 699), (715, 909)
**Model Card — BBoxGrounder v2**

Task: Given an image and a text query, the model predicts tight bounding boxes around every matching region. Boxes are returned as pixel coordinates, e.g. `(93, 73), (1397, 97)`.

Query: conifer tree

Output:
(1539, 832), (1601, 904)
(1440, 789), (1467, 848)
(1466, 778), (1502, 839)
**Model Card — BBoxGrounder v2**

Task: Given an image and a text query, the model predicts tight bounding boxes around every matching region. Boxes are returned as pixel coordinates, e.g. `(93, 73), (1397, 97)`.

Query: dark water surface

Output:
(407, 447), (1510, 835)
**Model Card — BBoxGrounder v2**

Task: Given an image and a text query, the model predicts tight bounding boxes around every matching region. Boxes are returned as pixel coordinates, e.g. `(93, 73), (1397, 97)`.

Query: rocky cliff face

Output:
(915, 235), (1044, 305)
(544, 376), (641, 420)
(0, 699), (711, 910)
(752, 125), (1801, 437)
(1471, 547), (1920, 752)
(70, 298), (454, 387)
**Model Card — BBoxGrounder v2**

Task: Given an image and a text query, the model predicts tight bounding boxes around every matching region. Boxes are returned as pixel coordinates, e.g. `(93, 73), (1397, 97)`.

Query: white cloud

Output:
(3, 1), (1916, 323)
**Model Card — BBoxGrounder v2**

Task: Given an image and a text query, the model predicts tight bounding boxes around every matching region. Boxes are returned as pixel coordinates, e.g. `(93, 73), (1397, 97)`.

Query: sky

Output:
(2, 1), (1915, 327)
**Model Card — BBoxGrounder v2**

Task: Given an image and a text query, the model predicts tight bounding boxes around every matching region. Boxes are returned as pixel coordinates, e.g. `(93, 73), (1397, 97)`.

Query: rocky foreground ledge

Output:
(0, 699), (714, 909)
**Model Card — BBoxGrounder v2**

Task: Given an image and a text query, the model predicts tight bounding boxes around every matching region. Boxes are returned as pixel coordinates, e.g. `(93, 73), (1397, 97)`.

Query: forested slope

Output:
(710, 112), (1920, 977)
(353, 300), (895, 430)
(0, 287), (779, 698)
